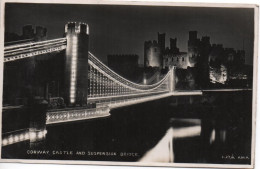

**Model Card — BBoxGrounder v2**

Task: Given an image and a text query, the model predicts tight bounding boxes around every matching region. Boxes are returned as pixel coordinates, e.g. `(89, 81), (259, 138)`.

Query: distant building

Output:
(209, 44), (246, 84)
(5, 24), (47, 43)
(3, 25), (63, 107)
(35, 26), (47, 41)
(160, 30), (247, 87)
(22, 25), (34, 39)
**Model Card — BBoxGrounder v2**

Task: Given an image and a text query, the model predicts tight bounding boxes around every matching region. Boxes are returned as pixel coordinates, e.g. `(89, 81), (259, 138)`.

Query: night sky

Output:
(5, 3), (254, 65)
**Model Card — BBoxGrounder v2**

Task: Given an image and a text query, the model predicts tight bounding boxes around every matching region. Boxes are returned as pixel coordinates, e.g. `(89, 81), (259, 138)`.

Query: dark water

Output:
(2, 91), (252, 164)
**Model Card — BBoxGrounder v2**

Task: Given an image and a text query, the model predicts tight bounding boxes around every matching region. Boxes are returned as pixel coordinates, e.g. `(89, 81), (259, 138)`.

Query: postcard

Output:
(0, 1), (258, 168)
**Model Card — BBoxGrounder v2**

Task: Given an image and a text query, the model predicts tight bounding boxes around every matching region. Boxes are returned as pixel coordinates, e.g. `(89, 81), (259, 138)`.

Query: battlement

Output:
(201, 36), (210, 43)
(65, 22), (89, 34)
(217, 44), (223, 48)
(108, 54), (139, 58)
(163, 52), (187, 58)
(144, 40), (158, 47)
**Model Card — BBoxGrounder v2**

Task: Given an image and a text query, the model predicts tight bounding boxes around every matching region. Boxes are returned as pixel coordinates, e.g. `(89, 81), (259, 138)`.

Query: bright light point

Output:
(24, 133), (29, 139)
(38, 132), (44, 139)
(30, 132), (37, 140)
(19, 134), (24, 140)
(2, 139), (8, 145)
(44, 130), (47, 135)
(144, 79), (147, 84)
(86, 25), (89, 34)
(8, 137), (14, 144)
(210, 129), (216, 144)
(14, 135), (19, 142)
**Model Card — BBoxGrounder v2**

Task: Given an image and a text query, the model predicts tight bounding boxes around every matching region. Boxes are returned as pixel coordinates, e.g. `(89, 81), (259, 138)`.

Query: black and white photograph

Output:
(0, 1), (258, 168)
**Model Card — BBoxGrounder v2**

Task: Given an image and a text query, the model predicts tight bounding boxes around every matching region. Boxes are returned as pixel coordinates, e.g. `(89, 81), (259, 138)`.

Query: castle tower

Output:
(188, 31), (200, 67)
(22, 25), (34, 39)
(35, 26), (47, 41)
(170, 38), (179, 54)
(144, 40), (162, 68)
(64, 22), (89, 106)
(158, 32), (166, 53)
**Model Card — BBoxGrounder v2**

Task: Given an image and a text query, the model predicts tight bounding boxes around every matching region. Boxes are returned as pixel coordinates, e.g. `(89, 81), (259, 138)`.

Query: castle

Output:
(144, 31), (247, 86)
(5, 24), (47, 43)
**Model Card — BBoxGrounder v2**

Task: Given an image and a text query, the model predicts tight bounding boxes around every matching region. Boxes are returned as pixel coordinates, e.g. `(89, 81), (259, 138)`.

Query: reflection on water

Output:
(140, 127), (175, 162)
(2, 91), (252, 164)
(140, 119), (201, 163)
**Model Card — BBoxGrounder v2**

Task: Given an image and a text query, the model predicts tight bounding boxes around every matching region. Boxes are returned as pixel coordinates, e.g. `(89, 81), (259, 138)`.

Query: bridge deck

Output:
(97, 91), (203, 109)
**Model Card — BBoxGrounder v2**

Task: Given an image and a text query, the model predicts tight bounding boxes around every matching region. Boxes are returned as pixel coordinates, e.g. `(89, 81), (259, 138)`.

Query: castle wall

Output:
(163, 52), (189, 69)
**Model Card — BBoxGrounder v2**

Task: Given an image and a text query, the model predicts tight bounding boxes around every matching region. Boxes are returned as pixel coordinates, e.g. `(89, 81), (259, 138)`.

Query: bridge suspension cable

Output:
(4, 38), (67, 62)
(4, 38), (34, 45)
(88, 52), (172, 100)
(89, 52), (170, 89)
(4, 39), (66, 55)
(4, 37), (66, 50)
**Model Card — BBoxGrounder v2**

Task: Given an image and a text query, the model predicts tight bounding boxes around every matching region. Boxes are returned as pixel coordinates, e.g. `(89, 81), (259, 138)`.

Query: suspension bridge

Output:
(2, 22), (204, 146)
(3, 22), (202, 124)
(2, 22), (251, 147)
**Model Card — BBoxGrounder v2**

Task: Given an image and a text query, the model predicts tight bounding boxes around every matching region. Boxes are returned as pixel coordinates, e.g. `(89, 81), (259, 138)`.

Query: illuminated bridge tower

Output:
(64, 22), (89, 106)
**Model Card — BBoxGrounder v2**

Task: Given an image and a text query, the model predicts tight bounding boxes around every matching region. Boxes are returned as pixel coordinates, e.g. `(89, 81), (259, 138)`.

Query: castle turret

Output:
(144, 40), (162, 68)
(35, 26), (47, 41)
(22, 25), (34, 39)
(158, 32), (166, 53)
(188, 31), (200, 67)
(170, 38), (179, 54)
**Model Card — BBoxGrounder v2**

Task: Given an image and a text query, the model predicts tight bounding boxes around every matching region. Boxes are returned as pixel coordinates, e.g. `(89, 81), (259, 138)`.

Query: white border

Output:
(0, 0), (258, 169)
